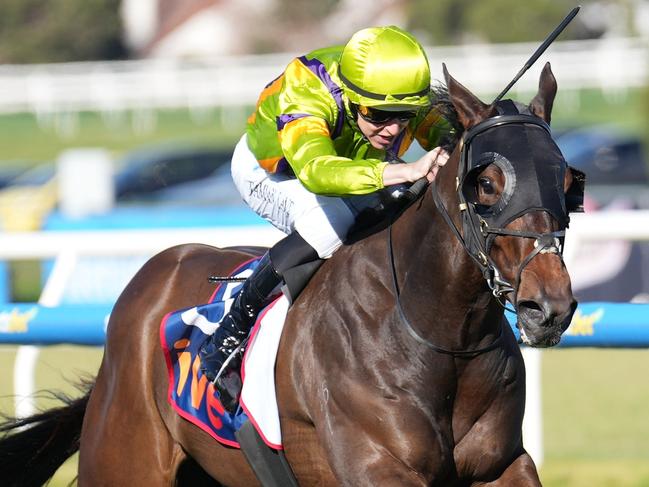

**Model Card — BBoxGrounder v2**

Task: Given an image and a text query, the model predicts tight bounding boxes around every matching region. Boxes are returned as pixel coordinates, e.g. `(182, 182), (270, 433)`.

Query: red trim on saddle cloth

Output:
(159, 257), (260, 449)
(160, 311), (240, 448)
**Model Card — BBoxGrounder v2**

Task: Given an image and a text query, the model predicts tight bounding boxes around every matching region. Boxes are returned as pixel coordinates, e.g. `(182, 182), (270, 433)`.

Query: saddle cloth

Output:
(160, 257), (288, 449)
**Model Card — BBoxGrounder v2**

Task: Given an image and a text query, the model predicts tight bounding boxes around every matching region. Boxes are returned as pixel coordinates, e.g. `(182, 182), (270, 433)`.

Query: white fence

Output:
(0, 37), (646, 116)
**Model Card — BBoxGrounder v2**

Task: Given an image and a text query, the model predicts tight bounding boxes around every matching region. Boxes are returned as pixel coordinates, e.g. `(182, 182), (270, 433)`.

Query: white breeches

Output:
(231, 135), (380, 259)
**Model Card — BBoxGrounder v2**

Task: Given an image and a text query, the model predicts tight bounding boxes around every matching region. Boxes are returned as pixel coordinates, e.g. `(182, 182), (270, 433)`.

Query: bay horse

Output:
(0, 63), (581, 486)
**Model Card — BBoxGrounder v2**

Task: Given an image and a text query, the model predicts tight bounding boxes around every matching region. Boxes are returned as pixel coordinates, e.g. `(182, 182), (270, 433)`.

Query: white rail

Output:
(563, 210), (649, 267)
(0, 37), (646, 115)
(0, 226), (285, 260)
(0, 209), (644, 260)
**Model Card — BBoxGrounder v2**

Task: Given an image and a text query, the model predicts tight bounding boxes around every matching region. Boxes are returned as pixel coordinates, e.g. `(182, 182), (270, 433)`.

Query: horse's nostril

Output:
(517, 300), (545, 323)
(519, 298), (577, 328)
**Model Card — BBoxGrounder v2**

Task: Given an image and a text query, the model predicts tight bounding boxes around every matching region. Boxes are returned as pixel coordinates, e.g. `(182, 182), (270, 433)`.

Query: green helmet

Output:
(339, 26), (431, 111)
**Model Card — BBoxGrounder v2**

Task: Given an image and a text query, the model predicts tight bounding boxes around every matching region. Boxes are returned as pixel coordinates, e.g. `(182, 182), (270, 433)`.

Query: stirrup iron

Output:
(212, 339), (246, 385)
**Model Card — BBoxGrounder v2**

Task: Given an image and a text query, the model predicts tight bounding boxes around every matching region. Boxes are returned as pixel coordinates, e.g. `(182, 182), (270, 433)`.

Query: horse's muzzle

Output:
(516, 297), (577, 347)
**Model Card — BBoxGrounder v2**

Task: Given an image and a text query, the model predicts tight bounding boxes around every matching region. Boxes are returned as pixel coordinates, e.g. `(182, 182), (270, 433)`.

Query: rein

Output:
(431, 180), (551, 310)
(443, 109), (569, 306)
(387, 108), (576, 355)
(387, 223), (504, 357)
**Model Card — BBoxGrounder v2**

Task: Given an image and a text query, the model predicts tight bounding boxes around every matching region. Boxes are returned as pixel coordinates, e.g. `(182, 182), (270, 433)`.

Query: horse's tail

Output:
(0, 381), (93, 487)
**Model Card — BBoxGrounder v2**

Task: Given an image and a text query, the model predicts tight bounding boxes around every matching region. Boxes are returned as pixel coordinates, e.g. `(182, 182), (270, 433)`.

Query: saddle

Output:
(273, 179), (428, 303)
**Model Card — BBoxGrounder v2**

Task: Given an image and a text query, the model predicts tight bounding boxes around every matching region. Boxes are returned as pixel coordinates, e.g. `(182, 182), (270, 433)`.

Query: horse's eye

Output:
(478, 177), (495, 195)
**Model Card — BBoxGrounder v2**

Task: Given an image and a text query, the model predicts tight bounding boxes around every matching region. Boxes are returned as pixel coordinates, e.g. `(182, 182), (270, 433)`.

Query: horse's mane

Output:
(430, 83), (462, 153)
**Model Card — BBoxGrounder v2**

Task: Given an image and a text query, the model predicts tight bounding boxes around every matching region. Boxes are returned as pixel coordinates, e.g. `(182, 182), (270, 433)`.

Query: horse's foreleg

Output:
(303, 410), (454, 487)
(471, 452), (541, 487)
(285, 418), (436, 487)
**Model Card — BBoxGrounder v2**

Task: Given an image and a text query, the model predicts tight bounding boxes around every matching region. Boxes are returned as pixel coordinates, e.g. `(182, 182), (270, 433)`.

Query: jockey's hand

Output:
(417, 146), (449, 183)
(382, 147), (449, 186)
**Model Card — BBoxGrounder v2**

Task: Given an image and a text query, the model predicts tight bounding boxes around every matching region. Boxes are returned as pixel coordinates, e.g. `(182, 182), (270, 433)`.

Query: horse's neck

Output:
(391, 164), (503, 349)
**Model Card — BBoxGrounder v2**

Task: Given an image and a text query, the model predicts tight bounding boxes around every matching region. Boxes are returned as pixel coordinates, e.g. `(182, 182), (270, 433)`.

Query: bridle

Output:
(387, 102), (584, 356)
(432, 102), (583, 308)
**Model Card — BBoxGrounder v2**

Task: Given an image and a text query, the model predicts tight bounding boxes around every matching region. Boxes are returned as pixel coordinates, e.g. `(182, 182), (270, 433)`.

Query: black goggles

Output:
(354, 104), (418, 124)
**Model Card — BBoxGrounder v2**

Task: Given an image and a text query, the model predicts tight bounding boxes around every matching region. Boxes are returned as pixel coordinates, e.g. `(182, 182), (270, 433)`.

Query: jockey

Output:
(199, 25), (450, 411)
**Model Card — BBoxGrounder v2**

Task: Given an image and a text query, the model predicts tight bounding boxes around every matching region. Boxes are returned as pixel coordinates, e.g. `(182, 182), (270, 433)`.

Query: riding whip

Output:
(492, 6), (581, 104)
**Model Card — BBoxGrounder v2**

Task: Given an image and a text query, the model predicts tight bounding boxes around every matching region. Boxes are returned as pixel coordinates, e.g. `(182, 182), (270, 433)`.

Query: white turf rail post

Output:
(522, 348), (543, 467)
(13, 249), (84, 417)
(13, 345), (40, 418)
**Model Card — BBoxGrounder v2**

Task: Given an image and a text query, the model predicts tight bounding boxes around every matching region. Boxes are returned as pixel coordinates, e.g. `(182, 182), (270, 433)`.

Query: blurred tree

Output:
(407, 0), (630, 45)
(466, 0), (580, 43)
(249, 0), (341, 53)
(407, 0), (473, 45)
(0, 0), (127, 63)
(275, 0), (340, 22)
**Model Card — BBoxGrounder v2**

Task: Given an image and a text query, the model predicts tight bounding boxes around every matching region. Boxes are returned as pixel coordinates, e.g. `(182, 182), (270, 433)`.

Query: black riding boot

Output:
(199, 252), (282, 411)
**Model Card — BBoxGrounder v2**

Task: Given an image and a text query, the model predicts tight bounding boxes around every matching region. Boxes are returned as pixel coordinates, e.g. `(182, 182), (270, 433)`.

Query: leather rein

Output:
(387, 223), (505, 357)
(387, 114), (569, 356)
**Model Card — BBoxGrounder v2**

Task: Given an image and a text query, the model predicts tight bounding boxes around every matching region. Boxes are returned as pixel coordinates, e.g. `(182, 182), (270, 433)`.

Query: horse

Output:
(0, 63), (582, 486)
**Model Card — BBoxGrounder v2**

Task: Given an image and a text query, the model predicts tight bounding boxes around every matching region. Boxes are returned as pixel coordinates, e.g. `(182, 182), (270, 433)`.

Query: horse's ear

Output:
(529, 62), (557, 124)
(443, 63), (495, 129)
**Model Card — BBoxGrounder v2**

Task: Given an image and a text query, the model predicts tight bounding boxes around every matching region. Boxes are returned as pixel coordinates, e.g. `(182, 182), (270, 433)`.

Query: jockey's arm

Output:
(279, 115), (388, 196)
(281, 116), (448, 193)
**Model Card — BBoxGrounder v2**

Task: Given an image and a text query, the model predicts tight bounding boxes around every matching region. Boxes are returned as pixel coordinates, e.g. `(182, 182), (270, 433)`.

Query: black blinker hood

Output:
(432, 98), (586, 304)
(460, 100), (571, 232)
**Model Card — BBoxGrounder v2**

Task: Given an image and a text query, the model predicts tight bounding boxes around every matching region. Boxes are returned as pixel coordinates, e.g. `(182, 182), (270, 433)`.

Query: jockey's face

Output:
(356, 112), (410, 150)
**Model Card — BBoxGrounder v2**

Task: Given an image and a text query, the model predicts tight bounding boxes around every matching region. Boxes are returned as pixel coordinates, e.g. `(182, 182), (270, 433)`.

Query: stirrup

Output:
(212, 339), (246, 385)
